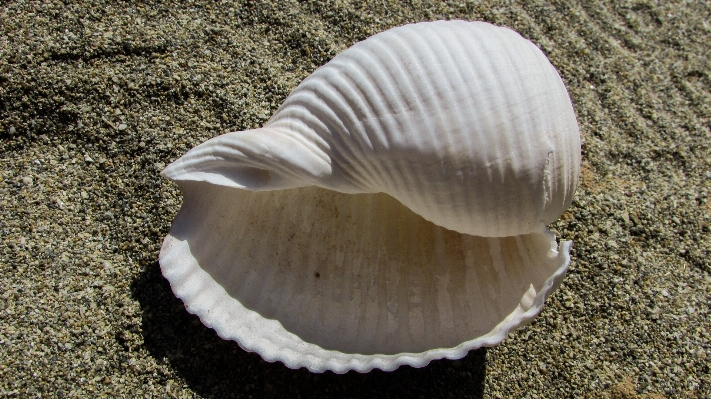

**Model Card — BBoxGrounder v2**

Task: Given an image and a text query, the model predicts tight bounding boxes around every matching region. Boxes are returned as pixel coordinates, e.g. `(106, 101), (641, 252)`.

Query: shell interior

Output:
(160, 181), (570, 373)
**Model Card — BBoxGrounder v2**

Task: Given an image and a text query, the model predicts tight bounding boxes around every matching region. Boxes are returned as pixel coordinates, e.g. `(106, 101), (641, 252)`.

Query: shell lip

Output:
(159, 215), (572, 374)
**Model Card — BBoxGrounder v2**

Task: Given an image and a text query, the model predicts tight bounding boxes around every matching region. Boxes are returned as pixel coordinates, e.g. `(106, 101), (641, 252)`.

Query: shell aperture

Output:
(160, 20), (581, 373)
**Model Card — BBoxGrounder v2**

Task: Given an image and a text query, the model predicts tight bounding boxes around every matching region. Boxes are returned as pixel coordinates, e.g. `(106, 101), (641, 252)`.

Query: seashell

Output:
(159, 20), (581, 373)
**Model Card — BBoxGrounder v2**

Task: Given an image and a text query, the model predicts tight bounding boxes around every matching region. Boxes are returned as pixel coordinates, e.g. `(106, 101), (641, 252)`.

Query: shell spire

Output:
(159, 20), (581, 373)
(162, 128), (331, 191)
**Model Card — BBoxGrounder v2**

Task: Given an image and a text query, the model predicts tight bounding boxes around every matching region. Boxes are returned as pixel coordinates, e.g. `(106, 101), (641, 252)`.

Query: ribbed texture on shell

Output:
(266, 20), (580, 237)
(163, 20), (580, 238)
(160, 182), (570, 373)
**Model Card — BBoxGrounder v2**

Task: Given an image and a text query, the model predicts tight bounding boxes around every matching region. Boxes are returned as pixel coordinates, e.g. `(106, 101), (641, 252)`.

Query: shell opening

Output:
(160, 182), (572, 366)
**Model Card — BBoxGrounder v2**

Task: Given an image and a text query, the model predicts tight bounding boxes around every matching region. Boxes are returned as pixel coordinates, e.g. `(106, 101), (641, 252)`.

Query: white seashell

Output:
(160, 20), (581, 373)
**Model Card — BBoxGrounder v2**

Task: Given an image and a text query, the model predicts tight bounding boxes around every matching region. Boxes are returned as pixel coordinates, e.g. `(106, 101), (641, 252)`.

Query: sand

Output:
(1, 0), (709, 397)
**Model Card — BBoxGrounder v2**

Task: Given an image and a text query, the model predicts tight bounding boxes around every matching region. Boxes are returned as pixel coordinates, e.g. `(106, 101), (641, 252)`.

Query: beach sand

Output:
(1, 1), (709, 397)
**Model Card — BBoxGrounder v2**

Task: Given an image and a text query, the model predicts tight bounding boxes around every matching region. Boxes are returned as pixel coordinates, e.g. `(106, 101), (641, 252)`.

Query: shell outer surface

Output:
(163, 19), (581, 238)
(159, 20), (580, 373)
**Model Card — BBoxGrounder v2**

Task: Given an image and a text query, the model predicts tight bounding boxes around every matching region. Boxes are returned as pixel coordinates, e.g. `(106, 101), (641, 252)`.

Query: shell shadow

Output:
(132, 261), (487, 398)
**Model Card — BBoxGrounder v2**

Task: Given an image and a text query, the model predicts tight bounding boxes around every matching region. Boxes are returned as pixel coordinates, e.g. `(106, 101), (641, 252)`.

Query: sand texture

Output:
(1, 0), (710, 397)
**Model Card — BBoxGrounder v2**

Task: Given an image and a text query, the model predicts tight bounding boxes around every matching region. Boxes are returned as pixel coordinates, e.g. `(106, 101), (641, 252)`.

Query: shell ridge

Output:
(324, 206), (351, 349)
(472, 237), (498, 331)
(498, 27), (549, 234)
(514, 234), (544, 283)
(323, 57), (376, 153)
(497, 238), (529, 316)
(380, 26), (455, 229)
(374, 237), (390, 352)
(317, 68), (406, 193)
(397, 214), (416, 352)
(260, 116), (332, 159)
(364, 33), (434, 214)
(343, 196), (364, 347)
(268, 125), (333, 170)
(481, 27), (519, 235)
(264, 208), (294, 320)
(497, 30), (544, 228)
(313, 67), (382, 191)
(514, 235), (547, 308)
(521, 40), (579, 223)
(430, 228), (452, 343)
(330, 46), (396, 191)
(347, 46), (396, 153)
(356, 214), (376, 351)
(485, 237), (509, 323)
(438, 26), (481, 229)
(268, 196), (305, 326)
(352, 39), (415, 198)
(333, 208), (355, 348)
(406, 219), (426, 348)
(461, 238), (485, 340)
(428, 24), (482, 229)
(373, 28), (430, 144)
(253, 196), (294, 321)
(448, 27), (496, 233)
(285, 77), (374, 192)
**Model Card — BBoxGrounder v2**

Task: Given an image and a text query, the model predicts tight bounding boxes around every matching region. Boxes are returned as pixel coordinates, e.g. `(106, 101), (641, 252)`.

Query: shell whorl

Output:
(165, 20), (581, 237)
